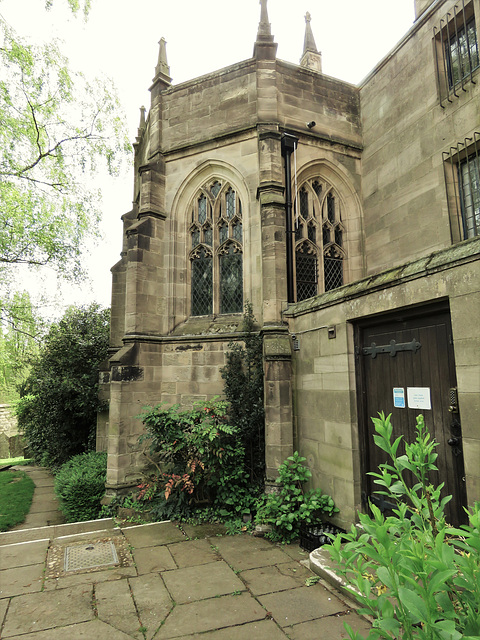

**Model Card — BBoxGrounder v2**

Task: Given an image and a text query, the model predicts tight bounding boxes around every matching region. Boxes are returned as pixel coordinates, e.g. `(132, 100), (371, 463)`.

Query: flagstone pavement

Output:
(0, 467), (371, 639)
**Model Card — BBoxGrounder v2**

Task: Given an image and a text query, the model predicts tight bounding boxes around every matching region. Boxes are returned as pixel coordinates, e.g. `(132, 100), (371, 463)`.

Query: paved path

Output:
(9, 466), (64, 530)
(0, 468), (371, 639)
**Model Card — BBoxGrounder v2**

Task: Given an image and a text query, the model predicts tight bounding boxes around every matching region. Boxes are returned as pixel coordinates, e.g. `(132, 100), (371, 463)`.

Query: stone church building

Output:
(98, 0), (480, 528)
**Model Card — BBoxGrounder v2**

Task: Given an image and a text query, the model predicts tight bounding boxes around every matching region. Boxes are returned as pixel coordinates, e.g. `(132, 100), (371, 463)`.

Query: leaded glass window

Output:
(459, 153), (480, 238)
(294, 179), (346, 301)
(445, 16), (479, 89)
(191, 247), (213, 315)
(189, 181), (243, 315)
(219, 244), (243, 314)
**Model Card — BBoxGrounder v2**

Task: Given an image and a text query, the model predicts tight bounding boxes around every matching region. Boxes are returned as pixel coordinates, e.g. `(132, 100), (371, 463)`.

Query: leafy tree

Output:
(0, 15), (129, 279)
(0, 2), (131, 335)
(0, 291), (45, 402)
(16, 304), (110, 466)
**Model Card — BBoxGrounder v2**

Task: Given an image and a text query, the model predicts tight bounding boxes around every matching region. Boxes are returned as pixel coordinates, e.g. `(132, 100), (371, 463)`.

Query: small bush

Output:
(255, 451), (338, 543)
(137, 398), (258, 523)
(54, 451), (107, 522)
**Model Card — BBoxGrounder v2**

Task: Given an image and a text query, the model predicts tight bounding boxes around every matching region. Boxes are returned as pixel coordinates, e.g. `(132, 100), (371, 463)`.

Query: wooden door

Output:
(355, 305), (467, 527)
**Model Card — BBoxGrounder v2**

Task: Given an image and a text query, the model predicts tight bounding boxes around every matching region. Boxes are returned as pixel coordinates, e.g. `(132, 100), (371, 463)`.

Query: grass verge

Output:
(0, 457), (32, 467)
(0, 470), (35, 531)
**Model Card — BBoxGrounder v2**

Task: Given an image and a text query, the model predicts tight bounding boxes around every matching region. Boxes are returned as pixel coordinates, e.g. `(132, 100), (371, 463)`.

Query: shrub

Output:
(255, 451), (338, 543)
(137, 398), (257, 523)
(16, 304), (110, 467)
(328, 413), (480, 640)
(221, 302), (265, 484)
(54, 451), (107, 522)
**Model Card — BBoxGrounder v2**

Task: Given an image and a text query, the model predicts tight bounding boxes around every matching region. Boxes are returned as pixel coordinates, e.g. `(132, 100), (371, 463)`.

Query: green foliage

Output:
(220, 302), (265, 484)
(54, 451), (107, 522)
(0, 291), (45, 402)
(328, 412), (480, 640)
(16, 304), (110, 466)
(0, 469), (35, 531)
(255, 451), (338, 544)
(0, 15), (130, 285)
(137, 398), (257, 523)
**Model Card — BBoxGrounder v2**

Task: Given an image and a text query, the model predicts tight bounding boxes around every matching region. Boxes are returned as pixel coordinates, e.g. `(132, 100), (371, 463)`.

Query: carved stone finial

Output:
(301, 11), (322, 73)
(254, 0), (277, 59)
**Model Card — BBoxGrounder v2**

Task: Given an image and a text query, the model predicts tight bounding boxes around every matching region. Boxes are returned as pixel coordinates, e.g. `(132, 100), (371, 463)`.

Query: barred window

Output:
(443, 132), (480, 241)
(459, 151), (480, 238)
(434, 2), (479, 107)
(293, 178), (346, 301)
(190, 181), (243, 315)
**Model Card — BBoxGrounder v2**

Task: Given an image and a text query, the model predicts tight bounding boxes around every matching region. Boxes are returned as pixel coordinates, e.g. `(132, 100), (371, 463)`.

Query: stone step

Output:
(0, 518), (117, 547)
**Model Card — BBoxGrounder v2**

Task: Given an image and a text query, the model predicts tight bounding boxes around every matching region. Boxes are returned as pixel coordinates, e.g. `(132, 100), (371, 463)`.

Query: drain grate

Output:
(64, 541), (119, 572)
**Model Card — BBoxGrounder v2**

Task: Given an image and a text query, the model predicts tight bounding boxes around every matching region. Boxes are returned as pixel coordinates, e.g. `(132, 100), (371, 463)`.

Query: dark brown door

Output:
(355, 304), (467, 527)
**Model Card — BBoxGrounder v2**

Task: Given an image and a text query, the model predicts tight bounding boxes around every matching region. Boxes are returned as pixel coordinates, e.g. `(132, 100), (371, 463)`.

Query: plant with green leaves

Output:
(254, 451), (338, 543)
(328, 412), (480, 640)
(54, 450), (107, 522)
(16, 304), (110, 467)
(137, 398), (256, 522)
(221, 302), (265, 485)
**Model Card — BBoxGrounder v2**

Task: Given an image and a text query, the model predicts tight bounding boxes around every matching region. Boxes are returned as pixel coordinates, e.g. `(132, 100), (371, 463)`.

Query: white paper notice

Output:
(407, 387), (432, 410)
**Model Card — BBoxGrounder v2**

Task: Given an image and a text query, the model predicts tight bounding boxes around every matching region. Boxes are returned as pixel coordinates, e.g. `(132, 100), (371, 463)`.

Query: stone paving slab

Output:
(122, 522), (186, 548)
(0, 563), (44, 597)
(28, 497), (61, 514)
(239, 561), (313, 595)
(129, 572), (173, 640)
(96, 578), (142, 638)
(181, 522), (227, 539)
(258, 584), (350, 627)
(172, 619), (289, 639)
(0, 539), (49, 570)
(286, 611), (372, 639)
(155, 592), (266, 639)
(134, 544), (176, 575)
(2, 584), (95, 637)
(162, 561), (246, 604)
(167, 538), (220, 568)
(211, 534), (290, 571)
(43, 565), (138, 590)
(2, 619), (137, 639)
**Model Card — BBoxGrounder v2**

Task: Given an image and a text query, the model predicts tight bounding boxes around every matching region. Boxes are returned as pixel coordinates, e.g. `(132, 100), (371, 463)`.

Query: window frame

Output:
(293, 179), (346, 302)
(443, 131), (480, 242)
(434, 1), (479, 107)
(189, 181), (243, 317)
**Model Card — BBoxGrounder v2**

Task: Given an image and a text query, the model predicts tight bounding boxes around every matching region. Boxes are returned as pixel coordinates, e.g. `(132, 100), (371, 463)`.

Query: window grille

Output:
(293, 180), (345, 301)
(443, 131), (480, 241)
(434, 1), (479, 107)
(189, 181), (243, 316)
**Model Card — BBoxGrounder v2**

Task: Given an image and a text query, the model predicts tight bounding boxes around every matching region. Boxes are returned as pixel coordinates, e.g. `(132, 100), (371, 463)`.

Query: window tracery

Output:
(189, 180), (243, 316)
(294, 178), (345, 301)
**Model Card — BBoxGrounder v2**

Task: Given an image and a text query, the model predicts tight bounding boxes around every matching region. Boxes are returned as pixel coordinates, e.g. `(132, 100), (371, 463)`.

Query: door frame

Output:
(353, 299), (466, 522)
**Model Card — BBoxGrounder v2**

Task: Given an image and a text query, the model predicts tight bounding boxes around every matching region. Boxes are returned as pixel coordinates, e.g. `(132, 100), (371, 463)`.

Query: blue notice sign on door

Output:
(393, 387), (405, 408)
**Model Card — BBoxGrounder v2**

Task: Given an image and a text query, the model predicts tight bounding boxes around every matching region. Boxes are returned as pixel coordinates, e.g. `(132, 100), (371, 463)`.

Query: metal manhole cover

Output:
(64, 541), (119, 572)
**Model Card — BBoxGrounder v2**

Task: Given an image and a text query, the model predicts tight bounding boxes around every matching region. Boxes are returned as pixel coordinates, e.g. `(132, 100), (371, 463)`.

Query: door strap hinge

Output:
(362, 338), (421, 359)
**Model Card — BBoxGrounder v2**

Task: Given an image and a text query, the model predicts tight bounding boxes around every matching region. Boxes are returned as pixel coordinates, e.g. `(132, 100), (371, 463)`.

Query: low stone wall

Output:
(0, 404), (24, 459)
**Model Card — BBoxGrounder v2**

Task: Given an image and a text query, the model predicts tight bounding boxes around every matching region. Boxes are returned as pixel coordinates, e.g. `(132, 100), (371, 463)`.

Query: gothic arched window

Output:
(190, 181), (243, 316)
(293, 178), (345, 301)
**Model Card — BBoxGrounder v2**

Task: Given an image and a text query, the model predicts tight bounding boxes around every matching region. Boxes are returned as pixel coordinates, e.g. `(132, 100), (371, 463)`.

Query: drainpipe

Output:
(281, 133), (298, 304)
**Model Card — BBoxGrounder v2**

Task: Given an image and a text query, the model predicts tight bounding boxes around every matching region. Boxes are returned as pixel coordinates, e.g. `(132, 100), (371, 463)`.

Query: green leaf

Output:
(397, 587), (427, 623)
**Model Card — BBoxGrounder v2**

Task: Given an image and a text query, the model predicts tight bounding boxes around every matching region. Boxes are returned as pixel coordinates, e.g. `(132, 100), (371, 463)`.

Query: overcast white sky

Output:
(1, 0), (415, 310)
